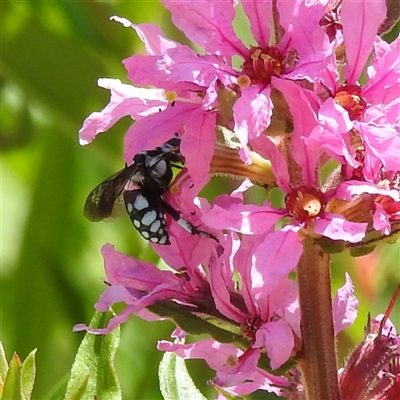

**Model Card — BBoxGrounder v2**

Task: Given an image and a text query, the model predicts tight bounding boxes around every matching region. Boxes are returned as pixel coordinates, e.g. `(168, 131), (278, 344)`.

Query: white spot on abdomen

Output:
(142, 210), (157, 226)
(134, 194), (149, 210)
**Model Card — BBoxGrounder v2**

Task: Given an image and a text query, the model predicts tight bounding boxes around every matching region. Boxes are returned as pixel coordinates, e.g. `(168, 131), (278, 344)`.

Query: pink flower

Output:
(77, 1), (399, 398)
(73, 243), (219, 334)
(309, 0), (400, 184)
(79, 0), (335, 189)
(75, 241), (358, 383)
(158, 338), (289, 396)
(79, 15), (232, 192)
(155, 274), (357, 396)
(160, 0), (333, 160)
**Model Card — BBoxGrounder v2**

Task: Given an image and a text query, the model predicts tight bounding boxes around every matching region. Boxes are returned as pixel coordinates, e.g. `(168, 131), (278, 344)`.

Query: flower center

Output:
(334, 85), (367, 120)
(319, 1), (342, 42)
(240, 316), (262, 343)
(241, 46), (285, 85)
(226, 354), (239, 367)
(285, 186), (326, 221)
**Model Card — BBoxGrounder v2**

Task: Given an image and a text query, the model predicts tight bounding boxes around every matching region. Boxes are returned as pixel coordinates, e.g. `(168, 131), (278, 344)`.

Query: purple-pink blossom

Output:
(78, 0), (399, 397)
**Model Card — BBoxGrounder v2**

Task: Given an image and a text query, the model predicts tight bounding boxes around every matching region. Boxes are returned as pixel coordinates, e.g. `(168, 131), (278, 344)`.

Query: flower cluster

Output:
(77, 0), (399, 397)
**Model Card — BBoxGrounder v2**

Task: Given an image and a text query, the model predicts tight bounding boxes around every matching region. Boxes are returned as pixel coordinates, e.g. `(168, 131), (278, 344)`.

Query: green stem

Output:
(297, 237), (340, 400)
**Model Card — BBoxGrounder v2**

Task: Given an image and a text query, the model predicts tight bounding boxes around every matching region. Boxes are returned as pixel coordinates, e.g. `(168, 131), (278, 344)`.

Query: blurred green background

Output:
(1, 1), (399, 399)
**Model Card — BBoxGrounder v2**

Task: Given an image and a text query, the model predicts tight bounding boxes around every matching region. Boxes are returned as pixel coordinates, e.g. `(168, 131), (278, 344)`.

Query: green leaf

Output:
(66, 375), (90, 400)
(148, 301), (247, 347)
(20, 349), (37, 400)
(159, 350), (206, 400)
(349, 244), (377, 258)
(346, 220), (400, 257)
(1, 353), (24, 400)
(44, 374), (70, 400)
(317, 238), (346, 254)
(0, 342), (8, 387)
(64, 311), (121, 400)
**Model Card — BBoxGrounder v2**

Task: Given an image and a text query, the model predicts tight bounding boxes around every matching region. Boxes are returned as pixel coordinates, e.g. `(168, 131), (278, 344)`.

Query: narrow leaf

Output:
(66, 375), (90, 400)
(64, 311), (121, 400)
(2, 353), (24, 400)
(0, 342), (8, 386)
(159, 351), (206, 400)
(20, 349), (37, 400)
(44, 374), (70, 400)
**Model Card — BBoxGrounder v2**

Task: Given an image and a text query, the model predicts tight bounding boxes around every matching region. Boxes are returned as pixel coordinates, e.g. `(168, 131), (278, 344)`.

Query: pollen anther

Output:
(237, 75), (251, 88)
(226, 355), (239, 367)
(164, 91), (177, 103)
(169, 184), (179, 194)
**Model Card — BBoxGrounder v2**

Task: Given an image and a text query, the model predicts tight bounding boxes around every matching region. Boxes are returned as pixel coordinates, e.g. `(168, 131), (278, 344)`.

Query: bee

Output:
(84, 136), (217, 245)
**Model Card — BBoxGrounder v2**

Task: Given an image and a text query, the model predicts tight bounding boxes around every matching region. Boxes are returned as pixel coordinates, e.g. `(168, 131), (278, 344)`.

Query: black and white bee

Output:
(84, 136), (217, 245)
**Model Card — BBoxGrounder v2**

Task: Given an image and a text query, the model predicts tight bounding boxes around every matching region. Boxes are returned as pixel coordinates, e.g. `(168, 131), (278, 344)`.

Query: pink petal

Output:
(158, 339), (243, 370)
(364, 37), (400, 105)
(250, 134), (291, 191)
(202, 196), (284, 234)
(233, 86), (272, 163)
(162, 0), (247, 57)
(314, 214), (367, 243)
(272, 78), (320, 186)
(365, 98), (400, 127)
(254, 319), (294, 369)
(76, 309), (132, 335)
(101, 244), (179, 290)
(232, 234), (266, 316)
(278, 0), (331, 81)
(125, 50), (236, 90)
(305, 99), (356, 167)
(336, 181), (400, 202)
(79, 79), (167, 145)
(371, 314), (398, 337)
(215, 348), (261, 386)
(241, 1), (272, 48)
(341, 0), (386, 83)
(152, 221), (216, 281)
(181, 110), (216, 190)
(216, 369), (288, 396)
(249, 230), (303, 298)
(123, 101), (197, 163)
(95, 285), (136, 311)
(267, 278), (301, 338)
(332, 273), (358, 335)
(373, 203), (391, 235)
(208, 252), (246, 323)
(111, 17), (178, 55)
(358, 122), (400, 173)
(231, 179), (254, 199)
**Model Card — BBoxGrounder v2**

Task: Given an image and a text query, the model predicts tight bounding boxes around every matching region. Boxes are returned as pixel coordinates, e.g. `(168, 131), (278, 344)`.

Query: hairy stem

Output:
(211, 144), (276, 187)
(297, 237), (340, 400)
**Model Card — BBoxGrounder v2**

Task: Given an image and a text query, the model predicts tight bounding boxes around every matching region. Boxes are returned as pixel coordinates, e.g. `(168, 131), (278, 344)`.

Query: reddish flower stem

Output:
(296, 237), (340, 400)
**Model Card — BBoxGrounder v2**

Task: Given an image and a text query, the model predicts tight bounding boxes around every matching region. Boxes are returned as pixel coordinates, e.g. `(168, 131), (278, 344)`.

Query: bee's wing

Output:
(84, 167), (134, 222)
